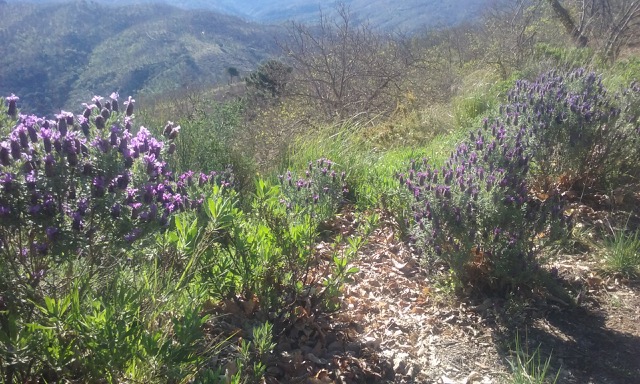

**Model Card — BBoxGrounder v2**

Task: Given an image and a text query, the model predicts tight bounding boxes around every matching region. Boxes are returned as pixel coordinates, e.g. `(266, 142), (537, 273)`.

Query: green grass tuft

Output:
(507, 333), (560, 384)
(602, 229), (640, 278)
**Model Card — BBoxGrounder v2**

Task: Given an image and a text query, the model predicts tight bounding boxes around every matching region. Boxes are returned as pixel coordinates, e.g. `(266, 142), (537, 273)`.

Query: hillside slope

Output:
(0, 2), (281, 114)
(9, 0), (492, 31)
(217, 0), (492, 30)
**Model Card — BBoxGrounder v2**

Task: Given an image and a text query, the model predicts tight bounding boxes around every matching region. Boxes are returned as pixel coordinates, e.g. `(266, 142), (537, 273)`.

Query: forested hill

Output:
(8, 0), (493, 31)
(0, 1), (282, 114)
(199, 0), (493, 30)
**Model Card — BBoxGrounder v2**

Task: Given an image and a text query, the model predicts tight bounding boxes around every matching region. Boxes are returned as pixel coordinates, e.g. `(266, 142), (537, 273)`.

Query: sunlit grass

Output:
(602, 229), (640, 278)
(507, 333), (560, 384)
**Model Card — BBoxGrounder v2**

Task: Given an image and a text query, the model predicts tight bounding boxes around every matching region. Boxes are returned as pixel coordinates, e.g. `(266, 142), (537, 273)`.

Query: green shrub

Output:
(0, 94), (229, 382)
(506, 68), (640, 191)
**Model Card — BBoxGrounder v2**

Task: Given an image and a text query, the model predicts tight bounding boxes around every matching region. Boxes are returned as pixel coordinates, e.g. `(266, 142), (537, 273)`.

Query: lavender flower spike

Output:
(6, 94), (19, 117)
(124, 96), (135, 117)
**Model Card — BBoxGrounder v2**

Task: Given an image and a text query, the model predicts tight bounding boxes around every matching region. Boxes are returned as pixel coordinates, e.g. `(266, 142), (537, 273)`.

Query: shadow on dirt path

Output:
(494, 302), (640, 384)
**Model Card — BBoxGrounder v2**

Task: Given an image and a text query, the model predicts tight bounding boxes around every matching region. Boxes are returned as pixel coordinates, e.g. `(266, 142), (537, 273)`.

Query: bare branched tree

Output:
(545, 0), (640, 61)
(279, 4), (414, 120)
(481, 0), (544, 78)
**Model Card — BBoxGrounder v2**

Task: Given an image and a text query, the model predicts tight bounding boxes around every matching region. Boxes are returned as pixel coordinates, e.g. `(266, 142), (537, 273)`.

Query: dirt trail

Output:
(262, 209), (640, 383)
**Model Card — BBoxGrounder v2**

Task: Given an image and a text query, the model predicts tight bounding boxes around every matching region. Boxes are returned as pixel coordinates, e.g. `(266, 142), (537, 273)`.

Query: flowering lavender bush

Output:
(159, 158), (350, 321)
(503, 68), (640, 190)
(277, 157), (348, 225)
(405, 131), (567, 291)
(0, 93), (234, 309)
(0, 93), (235, 381)
(406, 68), (639, 293)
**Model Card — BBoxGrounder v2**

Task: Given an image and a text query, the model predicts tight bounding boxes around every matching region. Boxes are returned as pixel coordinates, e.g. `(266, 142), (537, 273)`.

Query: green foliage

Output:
(228, 322), (276, 383)
(452, 92), (494, 129)
(0, 266), (217, 383)
(602, 228), (640, 278)
(170, 102), (249, 181)
(532, 43), (597, 73)
(604, 56), (640, 91)
(245, 59), (292, 100)
(321, 213), (378, 311)
(159, 159), (355, 321)
(451, 69), (506, 130)
(0, 95), (230, 382)
(507, 333), (560, 384)
(140, 95), (256, 191)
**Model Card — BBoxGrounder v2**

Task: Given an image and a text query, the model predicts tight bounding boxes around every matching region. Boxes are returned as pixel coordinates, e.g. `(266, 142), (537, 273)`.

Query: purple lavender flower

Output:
(92, 96), (103, 110)
(124, 228), (142, 243)
(25, 171), (37, 190)
(71, 211), (83, 231)
(0, 142), (10, 166)
(91, 137), (110, 153)
(100, 107), (110, 120)
(94, 115), (105, 130)
(6, 94), (19, 117)
(35, 242), (48, 256)
(24, 123), (38, 143)
(82, 103), (95, 119)
(14, 124), (29, 149)
(111, 203), (122, 219)
(28, 204), (42, 216)
(110, 92), (119, 112)
(143, 153), (159, 175)
(42, 195), (56, 216)
(110, 125), (119, 146)
(82, 162), (93, 176)
(147, 137), (163, 157)
(125, 187), (138, 204)
(148, 204), (158, 220)
(115, 172), (130, 190)
(67, 152), (78, 167)
(159, 211), (169, 227)
(92, 176), (106, 197)
(56, 111), (73, 136)
(124, 96), (135, 117)
(78, 115), (90, 137)
(1, 173), (15, 193)
(163, 121), (174, 137)
(77, 198), (89, 215)
(142, 184), (156, 204)
(40, 127), (53, 153)
(9, 137), (20, 160)
(44, 154), (55, 177)
(130, 202), (142, 219)
(199, 172), (210, 186)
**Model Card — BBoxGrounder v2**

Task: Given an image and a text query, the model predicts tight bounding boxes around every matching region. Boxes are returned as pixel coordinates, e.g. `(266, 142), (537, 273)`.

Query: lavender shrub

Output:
(278, 158), (348, 225)
(405, 128), (567, 292)
(503, 68), (640, 190)
(406, 69), (639, 293)
(0, 93), (231, 291)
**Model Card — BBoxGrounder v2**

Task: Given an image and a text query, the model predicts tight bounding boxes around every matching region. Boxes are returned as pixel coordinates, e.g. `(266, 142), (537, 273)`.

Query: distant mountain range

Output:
(0, 1), (282, 114)
(1, 0), (492, 114)
(9, 0), (492, 31)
